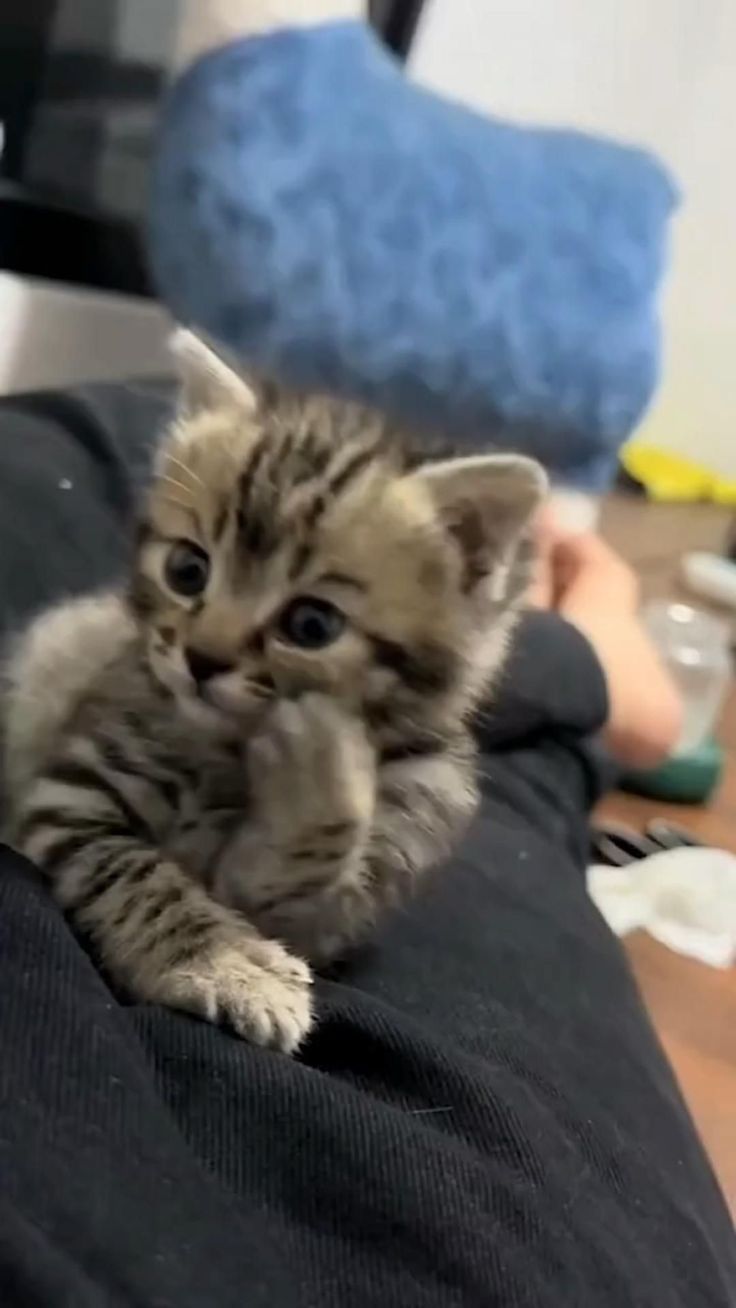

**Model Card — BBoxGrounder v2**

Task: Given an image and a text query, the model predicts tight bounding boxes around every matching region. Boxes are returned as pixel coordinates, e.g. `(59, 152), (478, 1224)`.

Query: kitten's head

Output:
(131, 332), (546, 743)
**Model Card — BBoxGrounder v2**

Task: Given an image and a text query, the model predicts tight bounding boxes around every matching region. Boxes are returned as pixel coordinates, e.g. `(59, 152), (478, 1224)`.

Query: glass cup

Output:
(643, 601), (732, 756)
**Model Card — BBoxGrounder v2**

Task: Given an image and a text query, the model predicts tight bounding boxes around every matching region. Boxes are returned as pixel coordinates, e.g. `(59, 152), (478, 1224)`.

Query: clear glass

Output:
(644, 601), (732, 755)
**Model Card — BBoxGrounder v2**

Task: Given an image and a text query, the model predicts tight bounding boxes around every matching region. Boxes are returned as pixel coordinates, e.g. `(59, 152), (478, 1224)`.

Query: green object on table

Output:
(621, 737), (724, 805)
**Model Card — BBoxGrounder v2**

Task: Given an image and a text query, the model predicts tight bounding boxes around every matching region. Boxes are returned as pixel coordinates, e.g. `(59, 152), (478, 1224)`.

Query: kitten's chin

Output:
(204, 681), (271, 724)
(173, 695), (231, 737)
(147, 651), (266, 737)
(177, 684), (269, 739)
(177, 693), (242, 739)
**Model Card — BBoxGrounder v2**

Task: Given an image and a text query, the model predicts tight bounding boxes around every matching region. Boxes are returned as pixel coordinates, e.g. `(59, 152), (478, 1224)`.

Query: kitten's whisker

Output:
(161, 475), (195, 499)
(474, 709), (497, 727)
(159, 493), (197, 514)
(245, 682), (275, 701)
(166, 455), (205, 490)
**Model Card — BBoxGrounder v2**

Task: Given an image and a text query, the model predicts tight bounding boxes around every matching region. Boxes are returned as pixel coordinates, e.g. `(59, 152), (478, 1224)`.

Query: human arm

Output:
(530, 527), (683, 769)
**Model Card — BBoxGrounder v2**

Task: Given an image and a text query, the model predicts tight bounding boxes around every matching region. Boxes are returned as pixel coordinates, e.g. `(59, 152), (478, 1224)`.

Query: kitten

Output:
(2, 332), (545, 1052)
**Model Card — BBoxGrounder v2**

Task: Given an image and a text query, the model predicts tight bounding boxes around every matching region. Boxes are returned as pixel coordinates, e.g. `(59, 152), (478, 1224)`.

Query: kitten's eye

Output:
(164, 541), (210, 598)
(277, 597), (346, 650)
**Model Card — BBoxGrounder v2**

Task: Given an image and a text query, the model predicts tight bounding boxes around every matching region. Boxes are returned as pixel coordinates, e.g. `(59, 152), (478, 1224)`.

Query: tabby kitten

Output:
(3, 332), (545, 1052)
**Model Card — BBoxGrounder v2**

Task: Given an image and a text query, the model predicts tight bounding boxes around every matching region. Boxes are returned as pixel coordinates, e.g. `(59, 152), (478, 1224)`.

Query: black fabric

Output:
(0, 385), (733, 1307)
(0, 382), (171, 637)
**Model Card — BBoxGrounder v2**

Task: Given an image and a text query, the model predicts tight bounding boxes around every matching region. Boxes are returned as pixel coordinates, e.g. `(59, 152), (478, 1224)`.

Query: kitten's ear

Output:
(170, 328), (256, 418)
(413, 453), (547, 578)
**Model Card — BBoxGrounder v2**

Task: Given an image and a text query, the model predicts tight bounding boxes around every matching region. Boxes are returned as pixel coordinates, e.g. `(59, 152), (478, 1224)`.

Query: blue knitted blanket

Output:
(151, 22), (677, 490)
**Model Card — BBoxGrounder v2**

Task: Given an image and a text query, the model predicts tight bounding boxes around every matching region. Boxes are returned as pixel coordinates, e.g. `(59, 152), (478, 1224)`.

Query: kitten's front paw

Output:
(153, 935), (313, 1053)
(249, 694), (376, 854)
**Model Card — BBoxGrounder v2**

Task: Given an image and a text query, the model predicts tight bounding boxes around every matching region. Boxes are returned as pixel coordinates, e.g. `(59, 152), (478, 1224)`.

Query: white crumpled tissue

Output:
(588, 847), (736, 969)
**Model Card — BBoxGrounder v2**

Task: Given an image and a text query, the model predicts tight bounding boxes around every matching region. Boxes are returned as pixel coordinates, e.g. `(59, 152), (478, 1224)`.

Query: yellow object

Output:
(622, 443), (736, 505)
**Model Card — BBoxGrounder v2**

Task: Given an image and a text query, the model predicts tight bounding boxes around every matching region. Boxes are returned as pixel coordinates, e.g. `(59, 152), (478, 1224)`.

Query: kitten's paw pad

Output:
(158, 938), (313, 1053)
(249, 694), (376, 840)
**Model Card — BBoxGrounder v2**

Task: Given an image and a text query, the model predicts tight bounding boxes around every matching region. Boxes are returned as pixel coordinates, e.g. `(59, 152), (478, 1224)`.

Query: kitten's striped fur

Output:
(3, 332), (545, 1052)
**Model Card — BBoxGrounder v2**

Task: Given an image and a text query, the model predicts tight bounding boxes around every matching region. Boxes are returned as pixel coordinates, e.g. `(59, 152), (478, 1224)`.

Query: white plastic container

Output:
(643, 601), (732, 755)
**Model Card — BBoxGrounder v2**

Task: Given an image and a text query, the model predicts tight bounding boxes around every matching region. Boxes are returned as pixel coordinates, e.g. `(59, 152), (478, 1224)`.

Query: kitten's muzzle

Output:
(184, 647), (234, 688)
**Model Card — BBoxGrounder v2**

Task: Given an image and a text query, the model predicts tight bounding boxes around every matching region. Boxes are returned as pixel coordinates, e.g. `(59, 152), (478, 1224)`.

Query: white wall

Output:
(0, 277), (170, 395)
(114, 0), (182, 61)
(412, 0), (736, 477)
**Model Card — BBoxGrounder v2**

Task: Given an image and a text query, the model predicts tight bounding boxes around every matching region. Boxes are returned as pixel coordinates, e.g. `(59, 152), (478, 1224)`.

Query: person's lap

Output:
(0, 384), (733, 1306)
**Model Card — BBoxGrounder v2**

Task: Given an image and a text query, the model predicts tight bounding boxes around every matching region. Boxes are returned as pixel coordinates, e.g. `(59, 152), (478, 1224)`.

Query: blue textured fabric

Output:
(150, 22), (677, 490)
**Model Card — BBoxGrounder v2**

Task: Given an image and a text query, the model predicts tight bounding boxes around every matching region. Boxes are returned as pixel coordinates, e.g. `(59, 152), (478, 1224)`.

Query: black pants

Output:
(0, 385), (733, 1307)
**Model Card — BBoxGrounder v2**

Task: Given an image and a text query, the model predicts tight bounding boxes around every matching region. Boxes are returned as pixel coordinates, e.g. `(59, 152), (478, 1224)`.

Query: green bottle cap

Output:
(621, 737), (724, 805)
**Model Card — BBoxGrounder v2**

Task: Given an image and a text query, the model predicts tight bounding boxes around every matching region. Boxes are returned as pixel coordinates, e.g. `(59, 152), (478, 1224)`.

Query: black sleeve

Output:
(479, 609), (609, 747)
(0, 382), (171, 639)
(474, 611), (616, 865)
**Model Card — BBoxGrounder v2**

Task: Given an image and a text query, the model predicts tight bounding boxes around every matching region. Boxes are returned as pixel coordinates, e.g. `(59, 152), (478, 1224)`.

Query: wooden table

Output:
(598, 496), (736, 1214)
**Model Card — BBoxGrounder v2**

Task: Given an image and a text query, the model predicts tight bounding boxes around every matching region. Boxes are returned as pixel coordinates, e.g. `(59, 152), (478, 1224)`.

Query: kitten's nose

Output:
(184, 648), (233, 685)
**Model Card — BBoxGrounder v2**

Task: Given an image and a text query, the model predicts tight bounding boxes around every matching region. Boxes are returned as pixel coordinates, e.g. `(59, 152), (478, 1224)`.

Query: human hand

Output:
(530, 521), (682, 768)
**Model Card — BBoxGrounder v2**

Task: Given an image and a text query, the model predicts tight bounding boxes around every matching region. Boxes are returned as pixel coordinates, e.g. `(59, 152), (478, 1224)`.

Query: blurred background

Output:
(1, 0), (733, 478)
(413, 1), (735, 483)
(0, 2), (422, 390)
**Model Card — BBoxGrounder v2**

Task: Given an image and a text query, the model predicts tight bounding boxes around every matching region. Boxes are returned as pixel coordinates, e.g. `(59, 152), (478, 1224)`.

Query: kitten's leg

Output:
(215, 694), (376, 931)
(16, 800), (313, 1053)
(367, 745), (478, 908)
(216, 695), (477, 965)
(277, 746), (478, 965)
